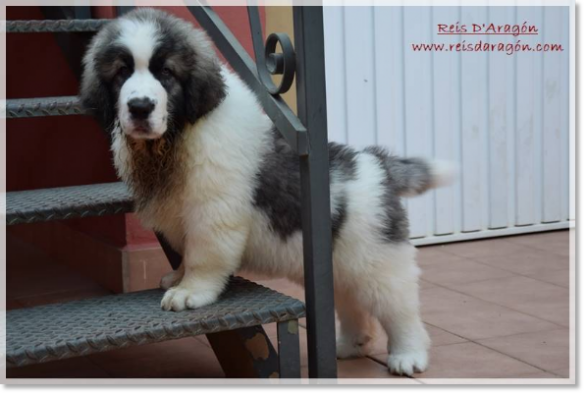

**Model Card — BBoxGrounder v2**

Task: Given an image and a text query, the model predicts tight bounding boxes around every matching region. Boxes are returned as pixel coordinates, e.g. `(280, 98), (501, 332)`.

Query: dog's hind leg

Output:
(335, 290), (377, 359)
(372, 245), (430, 376)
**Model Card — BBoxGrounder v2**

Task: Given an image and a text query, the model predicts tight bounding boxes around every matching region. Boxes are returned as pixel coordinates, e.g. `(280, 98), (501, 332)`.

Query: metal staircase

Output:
(5, 10), (305, 379)
(7, 277), (304, 370)
(6, 96), (84, 118)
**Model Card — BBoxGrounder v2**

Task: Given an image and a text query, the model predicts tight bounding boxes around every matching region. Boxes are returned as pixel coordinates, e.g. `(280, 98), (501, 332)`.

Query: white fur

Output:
(430, 159), (457, 189)
(109, 20), (436, 376)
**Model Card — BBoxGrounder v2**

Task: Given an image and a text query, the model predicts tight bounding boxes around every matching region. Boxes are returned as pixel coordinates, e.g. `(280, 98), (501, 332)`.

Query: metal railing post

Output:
(293, 6), (338, 379)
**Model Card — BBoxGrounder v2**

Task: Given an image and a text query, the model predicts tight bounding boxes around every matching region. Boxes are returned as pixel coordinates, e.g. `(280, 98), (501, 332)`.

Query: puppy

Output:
(80, 8), (454, 376)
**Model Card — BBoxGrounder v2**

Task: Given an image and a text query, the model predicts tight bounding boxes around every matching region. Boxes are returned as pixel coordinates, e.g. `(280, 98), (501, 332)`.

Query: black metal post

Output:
(293, 6), (338, 379)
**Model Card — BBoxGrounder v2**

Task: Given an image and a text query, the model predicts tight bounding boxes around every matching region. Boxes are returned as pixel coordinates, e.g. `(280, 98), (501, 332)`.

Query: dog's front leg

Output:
(160, 212), (248, 312)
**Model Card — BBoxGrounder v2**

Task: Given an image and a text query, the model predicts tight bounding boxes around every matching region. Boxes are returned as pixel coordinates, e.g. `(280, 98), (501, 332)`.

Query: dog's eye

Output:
(161, 67), (173, 77)
(117, 65), (131, 78)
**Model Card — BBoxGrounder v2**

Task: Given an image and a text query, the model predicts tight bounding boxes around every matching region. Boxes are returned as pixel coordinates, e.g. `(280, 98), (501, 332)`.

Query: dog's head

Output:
(80, 8), (226, 140)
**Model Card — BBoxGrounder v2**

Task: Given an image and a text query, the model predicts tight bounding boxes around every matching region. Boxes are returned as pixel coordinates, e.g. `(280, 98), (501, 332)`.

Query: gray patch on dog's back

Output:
(253, 130), (358, 241)
(363, 146), (410, 243)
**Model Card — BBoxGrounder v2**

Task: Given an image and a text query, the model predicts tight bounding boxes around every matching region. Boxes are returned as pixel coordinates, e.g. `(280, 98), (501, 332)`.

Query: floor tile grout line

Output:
(504, 244), (570, 260)
(503, 236), (571, 256)
(430, 230), (568, 247)
(419, 322), (568, 376)
(423, 277), (569, 329)
(462, 252), (570, 284)
(419, 244), (569, 289)
(429, 240), (533, 256)
(421, 272), (517, 289)
(463, 339), (566, 377)
(422, 322), (470, 343)
(365, 355), (387, 367)
(427, 234), (569, 261)
(423, 268), (569, 293)
(422, 247), (569, 283)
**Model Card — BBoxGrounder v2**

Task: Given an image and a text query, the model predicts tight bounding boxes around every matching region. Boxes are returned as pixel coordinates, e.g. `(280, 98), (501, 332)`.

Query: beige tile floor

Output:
(6, 230), (571, 381)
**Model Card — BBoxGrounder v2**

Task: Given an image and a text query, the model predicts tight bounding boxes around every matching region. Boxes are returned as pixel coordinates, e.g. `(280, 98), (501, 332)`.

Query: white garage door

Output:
(324, 6), (572, 246)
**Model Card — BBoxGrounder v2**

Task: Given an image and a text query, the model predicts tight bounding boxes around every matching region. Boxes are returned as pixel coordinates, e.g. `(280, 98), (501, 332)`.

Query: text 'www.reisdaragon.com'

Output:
(413, 22), (564, 55)
(411, 40), (564, 55)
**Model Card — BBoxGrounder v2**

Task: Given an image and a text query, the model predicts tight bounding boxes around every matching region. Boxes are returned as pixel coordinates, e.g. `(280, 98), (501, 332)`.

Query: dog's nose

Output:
(128, 97), (155, 120)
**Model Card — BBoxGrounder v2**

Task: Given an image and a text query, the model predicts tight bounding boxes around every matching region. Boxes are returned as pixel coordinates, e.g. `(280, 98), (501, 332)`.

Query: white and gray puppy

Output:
(80, 8), (453, 376)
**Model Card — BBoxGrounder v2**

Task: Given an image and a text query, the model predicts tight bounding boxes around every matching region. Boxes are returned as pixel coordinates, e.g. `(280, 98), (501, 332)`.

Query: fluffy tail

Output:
(365, 147), (456, 197)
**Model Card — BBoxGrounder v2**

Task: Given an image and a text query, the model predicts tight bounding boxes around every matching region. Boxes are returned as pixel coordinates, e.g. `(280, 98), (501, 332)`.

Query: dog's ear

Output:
(80, 54), (116, 133)
(79, 38), (116, 134)
(80, 76), (115, 132)
(183, 33), (227, 123)
(184, 60), (226, 123)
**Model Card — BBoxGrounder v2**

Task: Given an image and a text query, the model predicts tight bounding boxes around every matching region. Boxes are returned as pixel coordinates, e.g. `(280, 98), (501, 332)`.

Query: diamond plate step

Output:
(6, 19), (111, 33)
(6, 96), (84, 118)
(6, 276), (306, 368)
(6, 183), (133, 225)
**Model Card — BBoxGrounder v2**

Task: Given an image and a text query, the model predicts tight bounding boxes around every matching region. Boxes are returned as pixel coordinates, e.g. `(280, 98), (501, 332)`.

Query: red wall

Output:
(7, 5), (265, 249)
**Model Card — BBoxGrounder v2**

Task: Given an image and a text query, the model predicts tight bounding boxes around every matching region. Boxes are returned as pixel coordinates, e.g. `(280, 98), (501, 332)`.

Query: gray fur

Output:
(253, 130), (358, 240)
(363, 147), (410, 243)
(252, 132), (438, 244)
(364, 146), (435, 197)
(363, 146), (439, 242)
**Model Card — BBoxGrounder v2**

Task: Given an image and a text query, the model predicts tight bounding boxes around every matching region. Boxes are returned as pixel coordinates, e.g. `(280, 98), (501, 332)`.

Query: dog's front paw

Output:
(387, 350), (428, 377)
(160, 286), (219, 312)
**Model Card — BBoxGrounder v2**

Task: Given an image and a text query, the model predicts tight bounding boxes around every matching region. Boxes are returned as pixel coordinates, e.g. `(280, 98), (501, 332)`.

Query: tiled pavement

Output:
(6, 230), (571, 381)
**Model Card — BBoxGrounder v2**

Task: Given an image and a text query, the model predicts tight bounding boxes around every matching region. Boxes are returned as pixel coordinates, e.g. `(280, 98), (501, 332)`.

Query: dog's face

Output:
(81, 9), (226, 140)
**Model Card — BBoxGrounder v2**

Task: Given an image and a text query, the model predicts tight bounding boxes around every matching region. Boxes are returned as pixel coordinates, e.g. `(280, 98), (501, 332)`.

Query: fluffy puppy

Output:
(80, 8), (454, 376)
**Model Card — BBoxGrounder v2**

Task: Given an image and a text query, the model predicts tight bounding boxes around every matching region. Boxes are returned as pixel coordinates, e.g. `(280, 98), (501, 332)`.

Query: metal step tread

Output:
(6, 19), (112, 33)
(7, 182), (133, 225)
(6, 276), (306, 368)
(6, 96), (84, 118)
